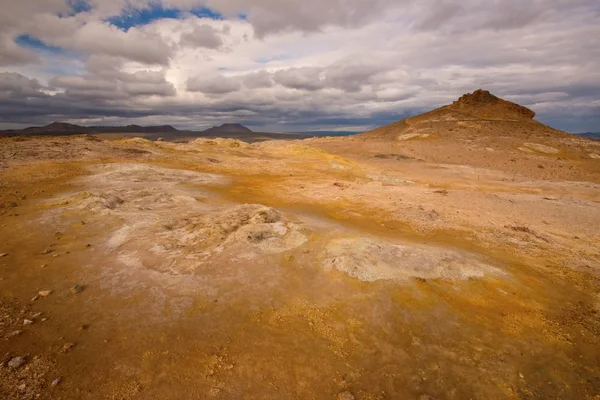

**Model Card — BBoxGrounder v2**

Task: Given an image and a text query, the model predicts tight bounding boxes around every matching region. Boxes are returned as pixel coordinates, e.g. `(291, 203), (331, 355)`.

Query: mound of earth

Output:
(189, 138), (251, 148)
(69, 188), (198, 214)
(110, 204), (309, 274)
(85, 163), (225, 187)
(157, 204), (308, 257)
(323, 237), (502, 282)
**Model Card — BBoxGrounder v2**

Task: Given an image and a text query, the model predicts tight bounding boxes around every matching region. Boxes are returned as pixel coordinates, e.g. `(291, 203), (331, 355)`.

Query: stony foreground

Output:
(1, 133), (599, 399)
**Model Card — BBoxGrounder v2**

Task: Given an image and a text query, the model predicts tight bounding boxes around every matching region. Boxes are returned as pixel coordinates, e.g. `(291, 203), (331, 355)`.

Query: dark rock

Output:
(70, 284), (83, 294)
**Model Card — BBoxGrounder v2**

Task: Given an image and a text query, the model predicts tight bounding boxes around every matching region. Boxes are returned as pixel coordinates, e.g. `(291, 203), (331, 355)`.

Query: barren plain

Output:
(1, 91), (599, 399)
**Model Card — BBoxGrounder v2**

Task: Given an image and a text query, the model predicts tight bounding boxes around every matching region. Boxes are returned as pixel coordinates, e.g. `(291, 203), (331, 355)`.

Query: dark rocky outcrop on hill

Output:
(447, 89), (536, 120)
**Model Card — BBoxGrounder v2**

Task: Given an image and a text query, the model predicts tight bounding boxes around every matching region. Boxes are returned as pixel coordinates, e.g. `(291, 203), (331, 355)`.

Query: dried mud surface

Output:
(1, 134), (600, 400)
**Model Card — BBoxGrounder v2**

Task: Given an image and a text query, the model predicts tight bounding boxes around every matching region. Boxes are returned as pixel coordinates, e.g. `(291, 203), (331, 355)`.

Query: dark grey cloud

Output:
(273, 67), (324, 91)
(272, 62), (385, 92)
(51, 69), (176, 99)
(203, 0), (400, 37)
(242, 71), (273, 89)
(181, 24), (224, 49)
(187, 73), (242, 94)
(0, 72), (44, 96)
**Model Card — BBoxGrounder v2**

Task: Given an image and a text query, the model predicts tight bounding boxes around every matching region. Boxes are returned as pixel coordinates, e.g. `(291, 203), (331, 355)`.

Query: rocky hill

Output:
(330, 89), (600, 182)
(357, 89), (564, 142)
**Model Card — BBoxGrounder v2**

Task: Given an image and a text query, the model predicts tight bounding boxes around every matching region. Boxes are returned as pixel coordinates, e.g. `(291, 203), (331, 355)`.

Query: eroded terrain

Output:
(1, 133), (599, 399)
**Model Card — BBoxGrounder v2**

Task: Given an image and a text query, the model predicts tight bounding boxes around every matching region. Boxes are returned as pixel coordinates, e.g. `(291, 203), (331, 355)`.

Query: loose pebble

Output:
(41, 318), (48, 322)
(51, 377), (62, 387)
(31, 312), (43, 319)
(8, 356), (26, 369)
(0, 253), (7, 257)
(31, 295), (40, 302)
(23, 319), (34, 325)
(41, 249), (52, 254)
(70, 284), (83, 294)
(39, 290), (52, 297)
(5, 330), (22, 338)
(40, 264), (47, 268)
(62, 343), (75, 353)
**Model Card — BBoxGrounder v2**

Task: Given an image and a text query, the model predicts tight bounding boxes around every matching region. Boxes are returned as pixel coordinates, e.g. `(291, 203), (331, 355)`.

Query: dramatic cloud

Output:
(0, 72), (44, 96)
(181, 24), (224, 49)
(187, 73), (241, 94)
(0, 0), (599, 132)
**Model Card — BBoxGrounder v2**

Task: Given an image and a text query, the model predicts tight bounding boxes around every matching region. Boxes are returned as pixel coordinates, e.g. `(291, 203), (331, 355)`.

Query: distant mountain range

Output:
(0, 122), (253, 136)
(577, 132), (600, 141)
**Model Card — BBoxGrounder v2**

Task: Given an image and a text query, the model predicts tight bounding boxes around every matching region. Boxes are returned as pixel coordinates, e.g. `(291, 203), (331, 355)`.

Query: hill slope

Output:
(358, 89), (566, 142)
(327, 89), (600, 182)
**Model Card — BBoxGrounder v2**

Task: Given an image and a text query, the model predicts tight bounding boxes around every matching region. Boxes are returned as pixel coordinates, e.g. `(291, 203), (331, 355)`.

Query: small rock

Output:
(41, 318), (47, 322)
(0, 253), (7, 257)
(52, 254), (59, 258)
(23, 319), (34, 325)
(31, 312), (43, 319)
(39, 290), (52, 297)
(62, 342), (75, 353)
(85, 244), (92, 248)
(31, 295), (40, 302)
(51, 377), (62, 387)
(5, 330), (22, 338)
(8, 356), (26, 369)
(70, 284), (83, 294)
(40, 264), (47, 268)
(79, 324), (89, 331)
(41, 249), (53, 254)
(336, 392), (355, 400)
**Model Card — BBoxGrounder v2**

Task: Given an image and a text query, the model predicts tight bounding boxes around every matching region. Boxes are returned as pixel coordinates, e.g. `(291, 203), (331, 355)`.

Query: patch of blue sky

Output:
(66, 0), (92, 15)
(15, 35), (65, 55)
(189, 7), (224, 20)
(107, 5), (181, 30)
(107, 5), (223, 30)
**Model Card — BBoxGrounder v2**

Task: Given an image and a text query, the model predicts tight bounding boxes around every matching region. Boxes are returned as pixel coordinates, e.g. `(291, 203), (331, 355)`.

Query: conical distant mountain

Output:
(203, 123), (253, 134)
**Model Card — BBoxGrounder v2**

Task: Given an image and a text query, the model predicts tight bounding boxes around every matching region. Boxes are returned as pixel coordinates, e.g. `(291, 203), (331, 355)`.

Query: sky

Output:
(0, 0), (599, 133)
